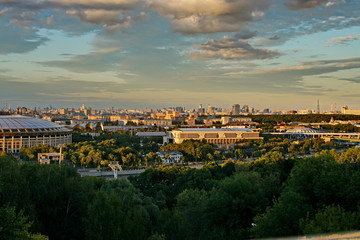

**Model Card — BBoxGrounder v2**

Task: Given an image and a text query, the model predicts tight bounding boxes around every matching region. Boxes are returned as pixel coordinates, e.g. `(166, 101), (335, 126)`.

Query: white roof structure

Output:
(286, 127), (319, 134)
(136, 132), (167, 137)
(0, 115), (70, 133)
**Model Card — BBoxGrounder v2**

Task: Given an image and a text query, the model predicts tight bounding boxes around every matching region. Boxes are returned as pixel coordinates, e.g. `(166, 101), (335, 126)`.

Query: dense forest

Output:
(1, 147), (360, 240)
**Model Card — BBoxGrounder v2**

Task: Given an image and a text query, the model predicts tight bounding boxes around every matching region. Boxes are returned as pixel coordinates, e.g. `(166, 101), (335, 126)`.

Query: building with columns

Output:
(341, 106), (360, 115)
(170, 128), (262, 145)
(0, 115), (72, 153)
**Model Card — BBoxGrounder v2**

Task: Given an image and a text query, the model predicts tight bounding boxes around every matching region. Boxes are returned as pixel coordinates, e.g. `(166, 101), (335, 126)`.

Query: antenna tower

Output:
(316, 99), (320, 114)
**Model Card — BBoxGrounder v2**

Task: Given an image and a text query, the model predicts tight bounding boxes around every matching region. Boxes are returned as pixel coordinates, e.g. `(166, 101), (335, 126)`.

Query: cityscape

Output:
(1, 102), (360, 239)
(1, 0), (360, 239)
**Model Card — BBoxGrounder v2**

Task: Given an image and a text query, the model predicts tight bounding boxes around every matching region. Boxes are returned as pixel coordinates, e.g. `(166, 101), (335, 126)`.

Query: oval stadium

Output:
(0, 115), (72, 153)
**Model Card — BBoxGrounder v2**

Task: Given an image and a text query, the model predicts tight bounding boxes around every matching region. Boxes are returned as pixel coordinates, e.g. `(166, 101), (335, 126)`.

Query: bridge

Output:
(270, 132), (360, 141)
(77, 168), (145, 178)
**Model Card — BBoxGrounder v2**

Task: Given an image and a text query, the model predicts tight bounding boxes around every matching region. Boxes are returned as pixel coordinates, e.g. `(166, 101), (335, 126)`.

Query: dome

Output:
(0, 115), (70, 133)
(286, 127), (319, 134)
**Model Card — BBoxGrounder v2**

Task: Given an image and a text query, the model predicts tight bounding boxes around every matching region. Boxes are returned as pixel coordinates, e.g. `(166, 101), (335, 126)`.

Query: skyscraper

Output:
(198, 104), (205, 114)
(242, 105), (249, 113)
(231, 104), (240, 115)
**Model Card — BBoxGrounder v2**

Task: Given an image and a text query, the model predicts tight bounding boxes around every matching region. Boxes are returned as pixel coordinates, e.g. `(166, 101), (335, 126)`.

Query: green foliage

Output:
(126, 120), (138, 126)
(62, 132), (163, 168)
(321, 124), (360, 132)
(21, 145), (57, 161)
(204, 172), (267, 239)
(147, 233), (166, 240)
(160, 140), (215, 161)
(337, 147), (360, 163)
(252, 191), (311, 238)
(299, 205), (357, 234)
(171, 189), (209, 240)
(146, 152), (162, 165)
(3, 145), (360, 240)
(247, 151), (294, 200)
(252, 148), (360, 238)
(84, 180), (157, 240)
(0, 205), (47, 240)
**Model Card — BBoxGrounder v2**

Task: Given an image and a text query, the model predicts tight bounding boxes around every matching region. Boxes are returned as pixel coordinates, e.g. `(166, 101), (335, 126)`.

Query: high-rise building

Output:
(80, 104), (86, 111)
(207, 104), (214, 115)
(241, 105), (249, 113)
(231, 104), (240, 115)
(198, 104), (205, 114)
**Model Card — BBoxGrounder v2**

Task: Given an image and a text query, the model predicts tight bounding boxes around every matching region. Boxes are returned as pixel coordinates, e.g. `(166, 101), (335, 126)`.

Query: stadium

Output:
(0, 115), (72, 153)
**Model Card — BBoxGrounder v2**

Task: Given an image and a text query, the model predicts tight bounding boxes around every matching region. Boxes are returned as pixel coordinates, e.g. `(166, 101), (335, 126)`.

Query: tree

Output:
(84, 180), (154, 240)
(204, 172), (267, 239)
(0, 205), (48, 240)
(252, 191), (311, 238)
(299, 205), (357, 234)
(337, 147), (360, 163)
(146, 152), (162, 165)
(235, 149), (245, 159)
(171, 189), (209, 240)
(122, 153), (141, 168)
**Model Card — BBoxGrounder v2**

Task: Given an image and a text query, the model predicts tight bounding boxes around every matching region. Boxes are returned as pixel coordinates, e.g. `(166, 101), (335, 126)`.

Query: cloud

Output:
(66, 9), (147, 32)
(188, 36), (280, 60)
(250, 6), (360, 48)
(184, 57), (358, 96)
(234, 28), (258, 39)
(36, 32), (128, 72)
(226, 57), (360, 76)
(0, 7), (9, 15)
(338, 76), (360, 83)
(0, 25), (48, 54)
(285, 0), (328, 10)
(328, 35), (358, 45)
(0, 77), (127, 104)
(0, 0), (352, 36)
(326, 0), (346, 7)
(37, 51), (123, 73)
(0, 0), (147, 32)
(147, 0), (270, 34)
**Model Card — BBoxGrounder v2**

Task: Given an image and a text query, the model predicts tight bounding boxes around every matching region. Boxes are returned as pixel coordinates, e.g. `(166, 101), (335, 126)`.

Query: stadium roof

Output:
(286, 127), (319, 134)
(0, 115), (70, 133)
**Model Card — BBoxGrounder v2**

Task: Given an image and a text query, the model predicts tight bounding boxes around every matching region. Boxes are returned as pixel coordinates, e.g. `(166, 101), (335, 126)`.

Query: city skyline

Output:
(0, 0), (359, 109)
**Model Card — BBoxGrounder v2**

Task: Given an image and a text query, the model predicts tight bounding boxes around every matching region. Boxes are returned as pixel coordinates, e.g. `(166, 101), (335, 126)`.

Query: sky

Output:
(0, 0), (359, 111)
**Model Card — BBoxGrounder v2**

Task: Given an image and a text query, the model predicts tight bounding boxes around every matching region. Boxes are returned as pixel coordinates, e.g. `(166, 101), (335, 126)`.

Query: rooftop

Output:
(0, 115), (70, 132)
(136, 132), (167, 137)
(176, 128), (253, 132)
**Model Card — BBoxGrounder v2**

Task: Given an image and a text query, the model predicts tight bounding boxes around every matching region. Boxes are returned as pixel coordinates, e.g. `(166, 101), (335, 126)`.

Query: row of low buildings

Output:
(0, 115), (263, 153)
(1, 114), (359, 166)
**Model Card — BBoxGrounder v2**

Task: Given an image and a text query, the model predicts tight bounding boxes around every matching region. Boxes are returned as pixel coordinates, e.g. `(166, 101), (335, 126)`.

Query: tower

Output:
(316, 100), (320, 114)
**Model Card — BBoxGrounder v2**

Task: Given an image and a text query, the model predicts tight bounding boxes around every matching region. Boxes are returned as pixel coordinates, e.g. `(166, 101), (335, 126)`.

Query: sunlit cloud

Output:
(285, 0), (328, 10)
(327, 34), (358, 46)
(188, 36), (280, 60)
